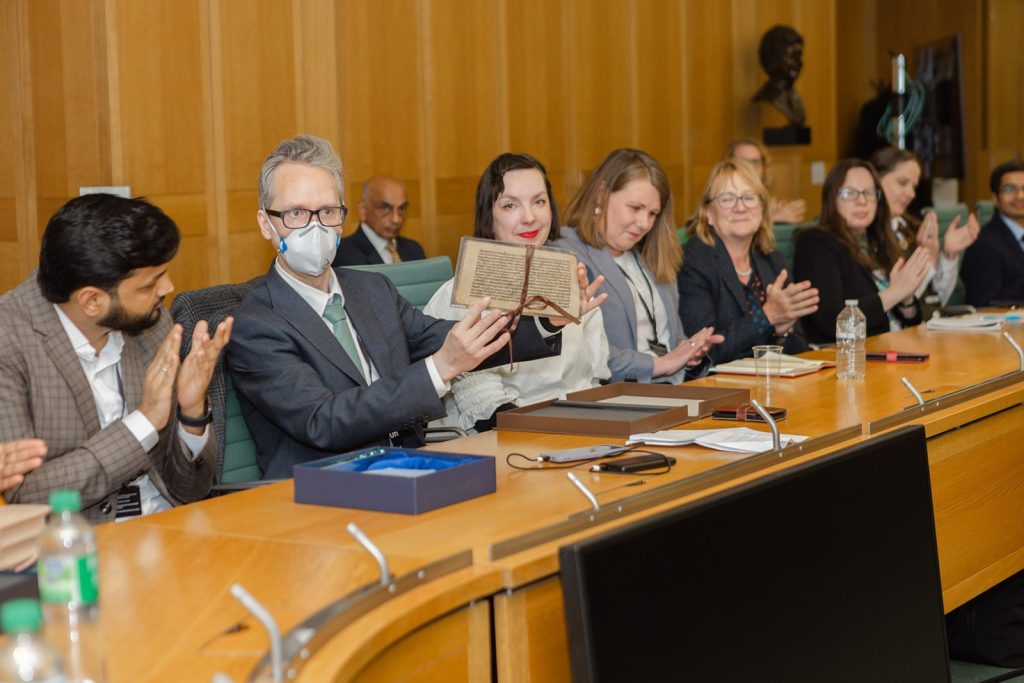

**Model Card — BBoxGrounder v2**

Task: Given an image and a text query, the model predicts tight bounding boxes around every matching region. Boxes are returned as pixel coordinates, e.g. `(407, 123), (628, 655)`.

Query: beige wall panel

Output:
(170, 234), (211, 296)
(985, 0), (1023, 160)
(428, 0), (503, 259)
(503, 0), (568, 174)
(218, 0), (298, 194)
(682, 1), (733, 168)
(227, 231), (276, 283)
(114, 0), (206, 195)
(428, 0), (502, 178)
(0, 241), (20, 293)
(635, 0), (687, 220)
(337, 0), (422, 183)
(57, 0), (110, 192)
(567, 0), (633, 171)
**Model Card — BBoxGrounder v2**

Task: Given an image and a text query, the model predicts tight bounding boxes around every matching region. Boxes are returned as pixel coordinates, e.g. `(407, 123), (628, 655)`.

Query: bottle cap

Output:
(49, 489), (82, 513)
(0, 598), (43, 634)
(844, 299), (858, 306)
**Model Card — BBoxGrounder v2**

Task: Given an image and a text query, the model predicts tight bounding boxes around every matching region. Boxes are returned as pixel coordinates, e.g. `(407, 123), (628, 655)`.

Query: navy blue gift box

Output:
(292, 447), (496, 514)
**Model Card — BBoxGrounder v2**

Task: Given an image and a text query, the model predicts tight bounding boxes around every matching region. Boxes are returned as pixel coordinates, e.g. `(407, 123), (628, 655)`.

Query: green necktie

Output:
(323, 294), (365, 381)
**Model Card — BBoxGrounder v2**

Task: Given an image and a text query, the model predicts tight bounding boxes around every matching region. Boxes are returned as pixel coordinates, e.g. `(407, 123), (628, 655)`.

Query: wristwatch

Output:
(178, 405), (213, 428)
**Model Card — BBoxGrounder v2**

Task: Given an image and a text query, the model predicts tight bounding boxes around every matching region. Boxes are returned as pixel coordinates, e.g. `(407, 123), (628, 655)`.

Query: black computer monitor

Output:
(559, 425), (949, 682)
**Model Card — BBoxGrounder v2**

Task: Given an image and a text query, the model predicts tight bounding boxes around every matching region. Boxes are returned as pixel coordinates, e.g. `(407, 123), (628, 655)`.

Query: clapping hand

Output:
(942, 212), (980, 258)
(762, 269), (819, 335)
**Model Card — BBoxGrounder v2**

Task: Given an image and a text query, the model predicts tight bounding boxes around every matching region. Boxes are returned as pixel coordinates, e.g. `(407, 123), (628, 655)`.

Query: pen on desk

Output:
(865, 351), (928, 362)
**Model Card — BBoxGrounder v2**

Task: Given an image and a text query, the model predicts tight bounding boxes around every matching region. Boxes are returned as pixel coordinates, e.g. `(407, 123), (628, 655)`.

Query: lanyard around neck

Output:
(615, 251), (660, 340)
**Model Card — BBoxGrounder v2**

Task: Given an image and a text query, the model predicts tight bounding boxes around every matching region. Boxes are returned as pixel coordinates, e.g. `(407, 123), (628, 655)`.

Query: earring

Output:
(594, 206), (602, 216)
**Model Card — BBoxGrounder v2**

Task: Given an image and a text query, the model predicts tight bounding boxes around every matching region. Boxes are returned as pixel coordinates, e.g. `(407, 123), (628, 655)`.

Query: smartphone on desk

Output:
(539, 444), (633, 463)
(711, 404), (787, 422)
(595, 453), (676, 473)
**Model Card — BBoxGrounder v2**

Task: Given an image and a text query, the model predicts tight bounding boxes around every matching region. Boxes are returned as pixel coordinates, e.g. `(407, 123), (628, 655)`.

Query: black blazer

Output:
(332, 224), (427, 266)
(961, 213), (1024, 306)
(227, 266), (559, 478)
(678, 234), (808, 364)
(793, 227), (921, 344)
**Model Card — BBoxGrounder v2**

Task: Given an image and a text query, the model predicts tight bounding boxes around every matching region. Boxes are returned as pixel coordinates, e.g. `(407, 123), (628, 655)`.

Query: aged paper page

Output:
(451, 237), (580, 318)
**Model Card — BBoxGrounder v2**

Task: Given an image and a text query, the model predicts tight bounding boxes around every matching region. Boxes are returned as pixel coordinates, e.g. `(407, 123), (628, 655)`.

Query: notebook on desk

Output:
(710, 351), (834, 377)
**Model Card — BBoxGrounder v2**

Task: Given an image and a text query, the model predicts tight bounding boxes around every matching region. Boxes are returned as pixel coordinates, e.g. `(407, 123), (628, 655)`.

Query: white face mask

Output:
(275, 221), (340, 276)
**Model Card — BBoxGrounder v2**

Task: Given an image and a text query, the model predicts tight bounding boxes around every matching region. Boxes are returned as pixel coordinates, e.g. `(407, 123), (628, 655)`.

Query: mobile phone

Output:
(538, 444), (633, 463)
(711, 404), (787, 422)
(595, 454), (676, 473)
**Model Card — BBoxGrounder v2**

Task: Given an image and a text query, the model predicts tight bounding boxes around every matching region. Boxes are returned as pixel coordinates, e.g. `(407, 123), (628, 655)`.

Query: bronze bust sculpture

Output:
(753, 25), (809, 143)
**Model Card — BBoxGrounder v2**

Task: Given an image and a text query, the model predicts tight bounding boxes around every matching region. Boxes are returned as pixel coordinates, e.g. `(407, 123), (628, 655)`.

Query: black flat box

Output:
(293, 447), (496, 515)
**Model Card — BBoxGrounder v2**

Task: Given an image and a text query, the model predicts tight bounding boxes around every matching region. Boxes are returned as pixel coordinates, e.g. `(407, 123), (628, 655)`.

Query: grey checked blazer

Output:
(0, 274), (216, 522)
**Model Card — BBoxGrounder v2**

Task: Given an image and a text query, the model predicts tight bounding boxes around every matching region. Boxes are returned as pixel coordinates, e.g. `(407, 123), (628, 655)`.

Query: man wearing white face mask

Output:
(227, 135), (585, 479)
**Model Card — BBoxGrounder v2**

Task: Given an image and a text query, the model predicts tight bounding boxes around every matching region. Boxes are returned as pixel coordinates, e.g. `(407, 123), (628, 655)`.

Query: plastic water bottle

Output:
(0, 598), (64, 682)
(835, 299), (866, 380)
(37, 491), (104, 683)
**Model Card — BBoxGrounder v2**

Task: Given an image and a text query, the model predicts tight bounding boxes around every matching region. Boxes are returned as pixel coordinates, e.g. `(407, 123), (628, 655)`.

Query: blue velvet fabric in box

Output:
(293, 446), (496, 514)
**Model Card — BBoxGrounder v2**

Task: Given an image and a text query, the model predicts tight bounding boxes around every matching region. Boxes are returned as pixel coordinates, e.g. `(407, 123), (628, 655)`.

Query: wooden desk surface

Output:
(95, 322), (1024, 682)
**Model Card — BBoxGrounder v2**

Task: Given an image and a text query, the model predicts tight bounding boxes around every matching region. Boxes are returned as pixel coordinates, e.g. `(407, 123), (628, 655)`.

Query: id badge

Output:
(647, 339), (668, 356)
(115, 484), (143, 519)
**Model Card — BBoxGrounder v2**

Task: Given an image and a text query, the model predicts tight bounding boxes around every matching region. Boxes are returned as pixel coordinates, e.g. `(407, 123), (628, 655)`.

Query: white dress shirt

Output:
(54, 306), (208, 517)
(361, 223), (398, 264)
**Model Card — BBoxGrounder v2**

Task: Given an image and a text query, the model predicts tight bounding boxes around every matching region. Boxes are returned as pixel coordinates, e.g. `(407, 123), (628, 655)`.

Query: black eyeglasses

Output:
(707, 192), (764, 209)
(999, 184), (1024, 197)
(837, 187), (881, 203)
(264, 205), (348, 229)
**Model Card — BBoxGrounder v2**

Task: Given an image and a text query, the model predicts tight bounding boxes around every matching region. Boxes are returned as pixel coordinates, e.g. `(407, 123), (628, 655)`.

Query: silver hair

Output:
(258, 134), (344, 209)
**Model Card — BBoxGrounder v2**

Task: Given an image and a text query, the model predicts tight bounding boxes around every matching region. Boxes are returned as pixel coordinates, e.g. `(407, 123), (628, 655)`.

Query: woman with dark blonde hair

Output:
(725, 137), (806, 224)
(678, 160), (818, 364)
(793, 158), (931, 344)
(557, 148), (721, 383)
(869, 146), (979, 307)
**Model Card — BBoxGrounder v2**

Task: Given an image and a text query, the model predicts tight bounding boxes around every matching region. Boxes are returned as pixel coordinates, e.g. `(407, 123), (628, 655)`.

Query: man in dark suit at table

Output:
(228, 135), (597, 479)
(0, 194), (231, 521)
(962, 160), (1024, 307)
(332, 175), (426, 266)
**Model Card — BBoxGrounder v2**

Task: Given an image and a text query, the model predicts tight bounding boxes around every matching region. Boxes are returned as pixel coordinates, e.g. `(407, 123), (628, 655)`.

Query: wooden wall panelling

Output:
(427, 0), (504, 262)
(216, 0), (299, 283)
(681, 0), (735, 217)
(834, 0), (878, 158)
(566, 0), (634, 175)
(503, 0), (571, 208)
(1, 0), (28, 292)
(984, 0), (1024, 170)
(635, 0), (688, 224)
(110, 0), (211, 293)
(337, 0), (426, 254)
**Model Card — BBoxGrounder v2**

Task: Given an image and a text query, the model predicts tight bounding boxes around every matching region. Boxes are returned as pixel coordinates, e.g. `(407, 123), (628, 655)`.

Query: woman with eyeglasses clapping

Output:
(793, 158), (931, 344)
(678, 160), (817, 365)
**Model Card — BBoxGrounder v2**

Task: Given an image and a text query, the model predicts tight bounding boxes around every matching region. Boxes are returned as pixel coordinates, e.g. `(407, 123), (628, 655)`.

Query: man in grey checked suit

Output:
(0, 194), (232, 522)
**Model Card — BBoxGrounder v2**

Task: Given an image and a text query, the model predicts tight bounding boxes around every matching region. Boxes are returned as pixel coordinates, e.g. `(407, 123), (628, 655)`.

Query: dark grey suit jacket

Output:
(961, 213), (1024, 307)
(677, 235), (808, 364)
(0, 274), (216, 522)
(332, 224), (426, 266)
(227, 265), (560, 478)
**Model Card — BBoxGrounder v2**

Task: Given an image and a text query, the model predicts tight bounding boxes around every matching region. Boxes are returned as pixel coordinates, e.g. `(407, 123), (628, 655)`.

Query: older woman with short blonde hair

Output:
(678, 160), (817, 364)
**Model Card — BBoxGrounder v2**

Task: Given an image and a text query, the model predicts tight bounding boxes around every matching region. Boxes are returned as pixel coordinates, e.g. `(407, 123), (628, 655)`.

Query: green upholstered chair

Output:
(975, 200), (996, 227)
(923, 204), (970, 239)
(345, 255), (453, 309)
(677, 226), (689, 245)
(773, 221), (813, 272)
(171, 276), (268, 491)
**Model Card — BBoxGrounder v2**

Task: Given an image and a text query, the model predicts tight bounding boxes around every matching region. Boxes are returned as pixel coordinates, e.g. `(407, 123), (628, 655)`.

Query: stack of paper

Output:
(628, 427), (807, 453)
(710, 351), (834, 377)
(0, 504), (49, 570)
(926, 314), (1005, 332)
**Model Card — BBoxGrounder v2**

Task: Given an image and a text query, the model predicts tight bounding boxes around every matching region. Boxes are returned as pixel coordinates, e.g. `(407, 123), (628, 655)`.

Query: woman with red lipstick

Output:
(870, 147), (979, 308)
(677, 160), (818, 365)
(557, 148), (722, 384)
(793, 158), (931, 344)
(423, 153), (611, 432)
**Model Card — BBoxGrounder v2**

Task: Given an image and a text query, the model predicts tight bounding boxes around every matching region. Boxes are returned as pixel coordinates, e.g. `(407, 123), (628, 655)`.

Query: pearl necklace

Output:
(735, 266), (753, 277)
